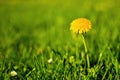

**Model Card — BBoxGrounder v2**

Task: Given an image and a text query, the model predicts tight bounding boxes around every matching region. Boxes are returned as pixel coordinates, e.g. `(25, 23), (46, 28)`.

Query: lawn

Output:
(0, 0), (120, 80)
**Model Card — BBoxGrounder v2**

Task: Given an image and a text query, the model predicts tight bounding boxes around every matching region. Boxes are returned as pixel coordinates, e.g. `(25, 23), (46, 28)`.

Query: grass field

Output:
(0, 0), (120, 79)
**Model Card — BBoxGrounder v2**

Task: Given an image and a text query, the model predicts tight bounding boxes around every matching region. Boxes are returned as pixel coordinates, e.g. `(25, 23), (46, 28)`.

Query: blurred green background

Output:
(0, 0), (119, 47)
(0, 0), (120, 46)
(0, 0), (120, 79)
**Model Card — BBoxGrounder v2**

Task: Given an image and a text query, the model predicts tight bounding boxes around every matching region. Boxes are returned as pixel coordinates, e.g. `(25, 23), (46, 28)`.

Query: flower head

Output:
(70, 18), (91, 34)
(48, 58), (52, 64)
(10, 70), (17, 76)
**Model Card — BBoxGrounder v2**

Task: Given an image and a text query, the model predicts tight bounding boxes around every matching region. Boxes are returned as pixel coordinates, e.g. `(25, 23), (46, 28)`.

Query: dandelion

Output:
(70, 18), (91, 34)
(70, 18), (92, 53)
(10, 70), (17, 76)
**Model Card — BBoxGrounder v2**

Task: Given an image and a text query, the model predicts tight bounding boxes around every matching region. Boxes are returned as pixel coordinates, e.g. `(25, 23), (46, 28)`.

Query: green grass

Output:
(0, 0), (120, 79)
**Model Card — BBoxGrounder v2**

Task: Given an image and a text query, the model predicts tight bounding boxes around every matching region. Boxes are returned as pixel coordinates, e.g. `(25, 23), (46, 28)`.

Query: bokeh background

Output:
(0, 0), (119, 47)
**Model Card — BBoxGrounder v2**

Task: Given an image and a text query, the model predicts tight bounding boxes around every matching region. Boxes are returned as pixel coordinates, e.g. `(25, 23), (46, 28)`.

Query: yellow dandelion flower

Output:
(70, 18), (91, 34)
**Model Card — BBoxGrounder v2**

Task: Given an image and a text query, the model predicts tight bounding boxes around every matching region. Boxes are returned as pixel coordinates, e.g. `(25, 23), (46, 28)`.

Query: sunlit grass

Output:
(0, 0), (120, 79)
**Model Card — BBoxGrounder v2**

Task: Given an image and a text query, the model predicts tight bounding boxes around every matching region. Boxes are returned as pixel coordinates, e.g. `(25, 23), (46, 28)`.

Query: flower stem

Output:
(81, 34), (87, 53)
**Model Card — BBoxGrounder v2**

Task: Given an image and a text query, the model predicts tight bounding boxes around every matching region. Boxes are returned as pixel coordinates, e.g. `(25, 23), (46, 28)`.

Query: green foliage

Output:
(0, 0), (120, 79)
